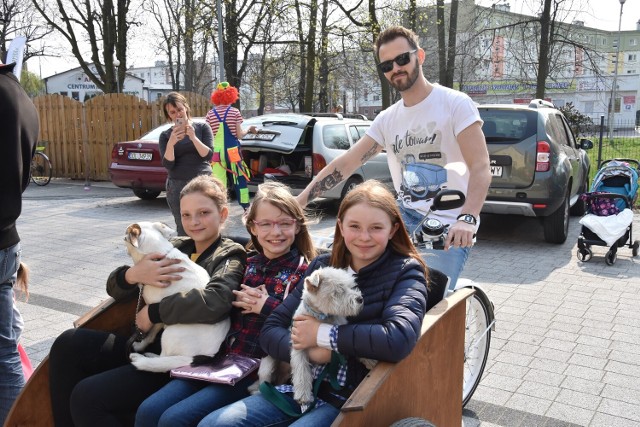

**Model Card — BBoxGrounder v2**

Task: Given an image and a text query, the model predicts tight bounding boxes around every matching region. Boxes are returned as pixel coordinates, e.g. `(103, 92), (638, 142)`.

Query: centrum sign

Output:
(457, 80), (576, 95)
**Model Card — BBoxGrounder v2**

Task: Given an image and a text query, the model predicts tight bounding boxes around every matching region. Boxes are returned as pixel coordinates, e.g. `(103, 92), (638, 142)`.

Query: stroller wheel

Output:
(605, 250), (617, 266)
(633, 240), (639, 257)
(577, 247), (592, 262)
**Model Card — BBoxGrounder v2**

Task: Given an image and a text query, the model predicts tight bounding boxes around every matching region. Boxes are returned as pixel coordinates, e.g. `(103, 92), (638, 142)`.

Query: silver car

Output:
(240, 113), (392, 204)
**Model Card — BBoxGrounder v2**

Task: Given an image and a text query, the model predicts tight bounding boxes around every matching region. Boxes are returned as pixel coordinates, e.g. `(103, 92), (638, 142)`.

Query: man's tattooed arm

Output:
(360, 140), (381, 164)
(308, 169), (344, 202)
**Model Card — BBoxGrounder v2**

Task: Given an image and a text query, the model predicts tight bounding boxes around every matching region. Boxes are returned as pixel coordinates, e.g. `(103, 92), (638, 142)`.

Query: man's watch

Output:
(457, 214), (478, 226)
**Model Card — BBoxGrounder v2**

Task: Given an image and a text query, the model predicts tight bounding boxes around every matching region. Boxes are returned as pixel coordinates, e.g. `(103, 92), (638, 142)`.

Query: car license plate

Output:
(128, 152), (152, 161)
(490, 166), (503, 177)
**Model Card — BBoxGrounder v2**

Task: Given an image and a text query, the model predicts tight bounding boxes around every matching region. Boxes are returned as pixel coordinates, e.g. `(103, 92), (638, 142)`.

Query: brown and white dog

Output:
(124, 221), (230, 372)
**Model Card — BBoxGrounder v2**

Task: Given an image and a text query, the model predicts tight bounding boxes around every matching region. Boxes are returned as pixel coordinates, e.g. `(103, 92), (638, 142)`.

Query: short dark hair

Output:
(374, 26), (420, 60)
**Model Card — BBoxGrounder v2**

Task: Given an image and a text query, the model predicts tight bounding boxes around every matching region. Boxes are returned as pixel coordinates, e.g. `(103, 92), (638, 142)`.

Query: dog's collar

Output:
(303, 301), (329, 321)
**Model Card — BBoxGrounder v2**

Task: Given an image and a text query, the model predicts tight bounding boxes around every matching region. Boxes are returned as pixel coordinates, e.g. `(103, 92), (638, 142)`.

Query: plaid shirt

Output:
(225, 248), (307, 358)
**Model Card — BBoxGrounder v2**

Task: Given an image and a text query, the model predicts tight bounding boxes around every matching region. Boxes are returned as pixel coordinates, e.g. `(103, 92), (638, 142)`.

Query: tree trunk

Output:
(536, 0), (552, 99)
(443, 0), (458, 88)
(317, 0), (329, 112)
(304, 0), (318, 112)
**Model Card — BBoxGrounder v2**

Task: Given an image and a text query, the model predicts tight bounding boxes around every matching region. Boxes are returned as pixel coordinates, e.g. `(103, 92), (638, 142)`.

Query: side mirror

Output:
(579, 139), (594, 150)
(431, 189), (466, 211)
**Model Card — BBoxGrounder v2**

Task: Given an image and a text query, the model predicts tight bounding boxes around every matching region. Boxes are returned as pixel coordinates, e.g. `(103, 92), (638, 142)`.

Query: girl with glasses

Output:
(135, 181), (317, 427)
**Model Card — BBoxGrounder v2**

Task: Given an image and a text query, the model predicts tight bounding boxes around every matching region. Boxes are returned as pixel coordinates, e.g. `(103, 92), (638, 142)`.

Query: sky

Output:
(29, 0), (640, 79)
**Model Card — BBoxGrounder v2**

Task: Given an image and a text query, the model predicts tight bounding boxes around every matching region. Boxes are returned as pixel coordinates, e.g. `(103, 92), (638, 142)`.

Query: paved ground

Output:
(15, 179), (640, 426)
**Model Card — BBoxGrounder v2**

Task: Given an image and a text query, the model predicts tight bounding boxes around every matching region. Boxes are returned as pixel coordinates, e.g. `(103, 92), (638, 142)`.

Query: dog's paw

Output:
(129, 352), (143, 366)
(247, 380), (261, 395)
(299, 402), (311, 413)
(293, 389), (314, 408)
(359, 357), (378, 370)
(131, 341), (146, 352)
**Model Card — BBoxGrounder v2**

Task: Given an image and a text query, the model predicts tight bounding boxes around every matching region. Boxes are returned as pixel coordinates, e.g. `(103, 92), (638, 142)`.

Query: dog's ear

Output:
(304, 273), (321, 294)
(125, 223), (142, 248)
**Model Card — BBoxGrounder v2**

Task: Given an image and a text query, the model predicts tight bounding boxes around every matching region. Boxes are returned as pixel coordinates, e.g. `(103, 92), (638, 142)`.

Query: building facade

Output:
(44, 64), (145, 101)
(417, 0), (640, 126)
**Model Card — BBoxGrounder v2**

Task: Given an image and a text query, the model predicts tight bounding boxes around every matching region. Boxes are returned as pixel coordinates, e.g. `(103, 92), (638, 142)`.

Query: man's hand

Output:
(290, 314), (321, 350)
(232, 284), (268, 314)
(125, 253), (184, 287)
(445, 221), (475, 250)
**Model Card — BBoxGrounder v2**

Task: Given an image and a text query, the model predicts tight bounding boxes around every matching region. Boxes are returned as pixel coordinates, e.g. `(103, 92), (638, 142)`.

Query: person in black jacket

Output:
(197, 180), (428, 427)
(0, 61), (39, 424)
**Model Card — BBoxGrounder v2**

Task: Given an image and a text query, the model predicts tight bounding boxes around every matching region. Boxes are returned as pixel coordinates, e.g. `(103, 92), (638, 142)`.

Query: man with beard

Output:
(297, 26), (490, 289)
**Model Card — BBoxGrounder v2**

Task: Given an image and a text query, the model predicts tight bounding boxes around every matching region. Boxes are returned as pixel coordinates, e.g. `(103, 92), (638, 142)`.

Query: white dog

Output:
(124, 222), (230, 372)
(256, 266), (366, 409)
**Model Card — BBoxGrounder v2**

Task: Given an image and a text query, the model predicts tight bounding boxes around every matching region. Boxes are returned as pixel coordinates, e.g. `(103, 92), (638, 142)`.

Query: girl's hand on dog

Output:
(135, 306), (153, 333)
(125, 253), (184, 288)
(232, 284), (268, 314)
(290, 314), (320, 350)
(307, 347), (331, 364)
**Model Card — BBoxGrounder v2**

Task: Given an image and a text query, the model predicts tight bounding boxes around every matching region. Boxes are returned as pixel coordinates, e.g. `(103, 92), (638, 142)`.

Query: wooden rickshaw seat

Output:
(5, 280), (471, 427)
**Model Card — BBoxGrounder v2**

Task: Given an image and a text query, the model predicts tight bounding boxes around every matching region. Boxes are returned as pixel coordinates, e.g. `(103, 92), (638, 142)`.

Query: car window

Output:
(547, 114), (568, 146)
(479, 110), (536, 142)
(349, 126), (360, 141)
(323, 125), (351, 150)
(141, 124), (171, 141)
(559, 115), (577, 148)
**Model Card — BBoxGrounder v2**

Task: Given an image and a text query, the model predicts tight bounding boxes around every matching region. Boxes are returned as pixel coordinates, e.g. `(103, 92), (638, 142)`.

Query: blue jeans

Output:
(197, 392), (340, 427)
(0, 243), (24, 425)
(399, 204), (470, 291)
(135, 376), (254, 427)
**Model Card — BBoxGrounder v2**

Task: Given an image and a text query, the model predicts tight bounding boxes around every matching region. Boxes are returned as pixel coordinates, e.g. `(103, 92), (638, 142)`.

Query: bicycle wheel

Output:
(462, 287), (493, 407)
(31, 152), (52, 186)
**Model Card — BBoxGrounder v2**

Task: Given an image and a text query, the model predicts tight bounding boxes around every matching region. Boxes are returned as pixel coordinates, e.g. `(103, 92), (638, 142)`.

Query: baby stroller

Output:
(577, 159), (639, 265)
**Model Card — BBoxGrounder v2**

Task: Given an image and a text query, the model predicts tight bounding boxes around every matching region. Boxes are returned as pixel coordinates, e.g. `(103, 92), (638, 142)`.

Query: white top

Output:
(367, 84), (482, 225)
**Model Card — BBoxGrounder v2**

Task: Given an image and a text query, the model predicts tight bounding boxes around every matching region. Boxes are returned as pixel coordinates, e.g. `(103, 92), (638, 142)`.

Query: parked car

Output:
(108, 118), (206, 199)
(239, 113), (392, 204)
(478, 99), (594, 243)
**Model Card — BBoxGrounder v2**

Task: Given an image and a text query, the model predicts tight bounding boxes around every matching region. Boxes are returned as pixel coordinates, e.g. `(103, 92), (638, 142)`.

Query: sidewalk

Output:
(16, 179), (640, 426)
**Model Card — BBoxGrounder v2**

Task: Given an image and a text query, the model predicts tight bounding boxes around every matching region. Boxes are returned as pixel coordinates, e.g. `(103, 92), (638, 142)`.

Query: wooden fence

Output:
(33, 92), (211, 181)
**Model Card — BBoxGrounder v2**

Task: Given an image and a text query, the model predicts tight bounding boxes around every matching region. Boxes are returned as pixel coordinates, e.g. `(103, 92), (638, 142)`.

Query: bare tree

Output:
(142, 0), (217, 94)
(1, 0), (54, 64)
(31, 0), (135, 93)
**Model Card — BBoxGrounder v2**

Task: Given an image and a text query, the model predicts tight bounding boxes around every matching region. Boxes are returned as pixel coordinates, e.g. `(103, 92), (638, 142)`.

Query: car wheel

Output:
(337, 177), (363, 205)
(543, 191), (569, 244)
(133, 189), (161, 200)
(570, 176), (588, 216)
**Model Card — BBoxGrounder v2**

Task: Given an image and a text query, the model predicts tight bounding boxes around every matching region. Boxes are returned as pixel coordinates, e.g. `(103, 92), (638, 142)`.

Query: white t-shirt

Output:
(367, 84), (482, 224)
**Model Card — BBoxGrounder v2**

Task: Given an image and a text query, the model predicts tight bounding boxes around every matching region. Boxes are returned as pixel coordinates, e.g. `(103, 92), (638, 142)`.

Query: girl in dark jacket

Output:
(48, 175), (246, 427)
(197, 180), (428, 427)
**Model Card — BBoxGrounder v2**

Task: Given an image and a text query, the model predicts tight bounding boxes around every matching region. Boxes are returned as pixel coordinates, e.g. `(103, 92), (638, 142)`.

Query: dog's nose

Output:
(356, 296), (363, 304)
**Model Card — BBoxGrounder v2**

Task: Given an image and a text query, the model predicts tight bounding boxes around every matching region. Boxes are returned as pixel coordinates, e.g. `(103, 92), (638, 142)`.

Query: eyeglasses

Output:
(252, 219), (297, 232)
(377, 50), (417, 73)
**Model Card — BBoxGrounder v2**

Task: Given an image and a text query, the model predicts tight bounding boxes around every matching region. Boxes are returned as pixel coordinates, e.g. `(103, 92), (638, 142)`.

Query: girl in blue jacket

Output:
(197, 180), (428, 427)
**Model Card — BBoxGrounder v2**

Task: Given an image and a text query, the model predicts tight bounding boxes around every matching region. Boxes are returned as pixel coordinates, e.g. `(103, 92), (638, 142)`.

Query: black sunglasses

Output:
(377, 49), (417, 73)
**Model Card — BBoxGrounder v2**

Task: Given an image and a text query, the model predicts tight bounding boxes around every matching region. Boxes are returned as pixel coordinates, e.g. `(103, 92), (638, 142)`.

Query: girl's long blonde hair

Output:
(243, 182), (317, 261)
(329, 180), (427, 275)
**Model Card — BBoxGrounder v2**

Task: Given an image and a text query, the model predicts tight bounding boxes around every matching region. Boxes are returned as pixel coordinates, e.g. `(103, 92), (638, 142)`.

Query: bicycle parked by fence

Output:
(30, 141), (52, 186)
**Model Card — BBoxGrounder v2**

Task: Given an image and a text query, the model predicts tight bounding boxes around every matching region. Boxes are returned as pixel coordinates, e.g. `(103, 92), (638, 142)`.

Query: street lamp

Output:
(113, 58), (121, 93)
(608, 0), (626, 140)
